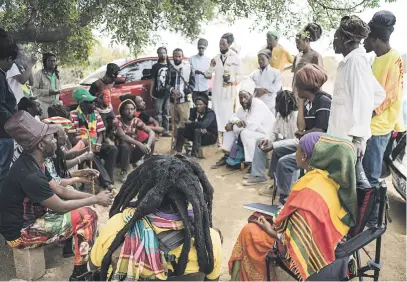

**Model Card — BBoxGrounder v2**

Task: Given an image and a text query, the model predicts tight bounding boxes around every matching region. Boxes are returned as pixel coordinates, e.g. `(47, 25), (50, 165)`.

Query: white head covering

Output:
(239, 79), (256, 95)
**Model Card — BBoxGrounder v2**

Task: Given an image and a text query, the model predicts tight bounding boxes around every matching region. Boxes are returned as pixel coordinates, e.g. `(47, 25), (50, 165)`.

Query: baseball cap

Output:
(5, 111), (59, 151)
(72, 88), (96, 103)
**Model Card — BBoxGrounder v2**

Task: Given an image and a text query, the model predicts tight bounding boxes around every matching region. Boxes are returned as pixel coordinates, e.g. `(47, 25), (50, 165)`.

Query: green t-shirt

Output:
(48, 73), (57, 101)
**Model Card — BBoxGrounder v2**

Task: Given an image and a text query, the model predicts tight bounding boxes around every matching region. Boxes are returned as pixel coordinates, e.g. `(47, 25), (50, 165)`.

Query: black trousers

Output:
(95, 143), (118, 186)
(175, 124), (217, 156)
(119, 141), (147, 171)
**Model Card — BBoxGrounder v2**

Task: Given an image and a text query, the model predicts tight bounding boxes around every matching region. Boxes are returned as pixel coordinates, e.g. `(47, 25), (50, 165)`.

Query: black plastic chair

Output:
(265, 181), (390, 281)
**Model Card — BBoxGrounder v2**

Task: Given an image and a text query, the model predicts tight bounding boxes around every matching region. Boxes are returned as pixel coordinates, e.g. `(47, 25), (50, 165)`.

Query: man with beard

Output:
(175, 94), (218, 158)
(249, 49), (282, 114)
(0, 111), (112, 281)
(189, 38), (212, 101)
(70, 88), (118, 191)
(266, 30), (294, 73)
(114, 99), (155, 183)
(32, 53), (61, 118)
(206, 33), (243, 148)
(329, 15), (386, 158)
(0, 28), (18, 184)
(363, 10), (404, 225)
(150, 47), (171, 136)
(6, 43), (36, 103)
(212, 79), (275, 168)
(166, 48), (195, 148)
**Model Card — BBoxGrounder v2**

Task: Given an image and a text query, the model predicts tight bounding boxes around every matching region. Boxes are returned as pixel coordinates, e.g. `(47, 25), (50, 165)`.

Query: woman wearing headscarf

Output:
(329, 15), (386, 158)
(229, 132), (358, 281)
(363, 10), (404, 225)
(175, 94), (218, 158)
(213, 79), (275, 168)
(249, 49), (282, 114)
(206, 33), (243, 146)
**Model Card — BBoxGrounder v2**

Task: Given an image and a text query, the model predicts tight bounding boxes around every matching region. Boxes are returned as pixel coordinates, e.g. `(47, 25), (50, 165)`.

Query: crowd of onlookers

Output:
(0, 9), (404, 281)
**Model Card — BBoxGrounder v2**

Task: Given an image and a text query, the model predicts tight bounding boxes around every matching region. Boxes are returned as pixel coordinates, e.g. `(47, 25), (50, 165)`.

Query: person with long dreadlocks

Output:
(70, 88), (118, 191)
(151, 47), (172, 137)
(89, 155), (223, 281)
(32, 52), (61, 118)
(114, 99), (156, 183)
(329, 15), (386, 159)
(230, 132), (358, 281)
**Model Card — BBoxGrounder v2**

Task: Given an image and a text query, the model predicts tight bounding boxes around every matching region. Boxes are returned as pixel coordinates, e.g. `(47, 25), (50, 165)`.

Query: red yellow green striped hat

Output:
(42, 116), (73, 130)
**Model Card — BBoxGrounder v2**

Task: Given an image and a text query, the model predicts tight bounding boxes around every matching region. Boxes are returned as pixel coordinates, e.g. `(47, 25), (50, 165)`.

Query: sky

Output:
(98, 0), (407, 60)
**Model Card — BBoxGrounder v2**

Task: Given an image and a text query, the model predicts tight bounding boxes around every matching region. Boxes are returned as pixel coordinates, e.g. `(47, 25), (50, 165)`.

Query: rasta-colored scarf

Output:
(76, 106), (98, 144)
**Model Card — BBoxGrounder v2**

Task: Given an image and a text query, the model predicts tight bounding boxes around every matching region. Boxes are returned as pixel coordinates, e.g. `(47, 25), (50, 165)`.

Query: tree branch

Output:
(313, 0), (368, 11)
(8, 0), (108, 43)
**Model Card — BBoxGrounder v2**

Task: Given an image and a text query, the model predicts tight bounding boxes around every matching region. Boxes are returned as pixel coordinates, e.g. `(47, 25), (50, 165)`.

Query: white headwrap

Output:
(239, 79), (256, 95)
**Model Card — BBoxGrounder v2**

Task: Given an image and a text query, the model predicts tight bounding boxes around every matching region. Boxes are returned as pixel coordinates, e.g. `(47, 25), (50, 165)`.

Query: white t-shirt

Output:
(6, 63), (24, 103)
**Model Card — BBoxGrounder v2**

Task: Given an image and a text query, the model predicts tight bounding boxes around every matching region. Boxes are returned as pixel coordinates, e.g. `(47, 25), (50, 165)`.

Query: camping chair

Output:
(265, 180), (390, 281)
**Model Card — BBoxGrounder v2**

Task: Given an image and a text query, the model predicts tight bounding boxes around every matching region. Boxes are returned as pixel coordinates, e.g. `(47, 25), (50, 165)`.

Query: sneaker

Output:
(162, 132), (172, 137)
(258, 184), (275, 196)
(120, 170), (128, 183)
(243, 173), (251, 179)
(243, 175), (267, 186)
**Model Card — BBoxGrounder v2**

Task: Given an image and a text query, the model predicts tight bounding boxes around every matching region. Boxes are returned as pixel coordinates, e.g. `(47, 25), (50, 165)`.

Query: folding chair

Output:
(265, 180), (390, 281)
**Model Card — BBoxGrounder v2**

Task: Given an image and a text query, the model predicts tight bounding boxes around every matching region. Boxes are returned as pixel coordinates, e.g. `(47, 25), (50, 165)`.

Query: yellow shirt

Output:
(90, 212), (223, 280)
(371, 49), (405, 135)
(269, 45), (294, 73)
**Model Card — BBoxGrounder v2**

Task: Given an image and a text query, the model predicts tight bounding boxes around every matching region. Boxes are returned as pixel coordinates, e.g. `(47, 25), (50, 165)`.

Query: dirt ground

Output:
(0, 138), (405, 281)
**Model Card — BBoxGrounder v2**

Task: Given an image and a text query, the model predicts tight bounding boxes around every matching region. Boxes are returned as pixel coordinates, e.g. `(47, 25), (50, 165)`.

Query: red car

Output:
(60, 57), (213, 116)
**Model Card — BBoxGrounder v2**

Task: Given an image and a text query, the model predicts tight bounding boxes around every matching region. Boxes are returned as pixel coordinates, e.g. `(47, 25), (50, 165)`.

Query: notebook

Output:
(243, 203), (279, 216)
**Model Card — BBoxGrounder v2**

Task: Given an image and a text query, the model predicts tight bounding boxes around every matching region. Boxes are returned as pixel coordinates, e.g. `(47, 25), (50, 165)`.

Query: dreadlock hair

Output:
(100, 155), (215, 281)
(275, 90), (298, 120)
(301, 22), (322, 42)
(157, 46), (171, 66)
(42, 52), (59, 79)
(48, 103), (70, 119)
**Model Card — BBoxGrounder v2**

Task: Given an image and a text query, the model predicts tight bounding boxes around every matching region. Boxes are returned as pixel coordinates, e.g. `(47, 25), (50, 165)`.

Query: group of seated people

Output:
(0, 106), (358, 281)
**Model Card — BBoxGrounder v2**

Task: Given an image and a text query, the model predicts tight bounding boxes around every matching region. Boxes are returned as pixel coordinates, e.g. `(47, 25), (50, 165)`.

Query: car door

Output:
(110, 59), (156, 116)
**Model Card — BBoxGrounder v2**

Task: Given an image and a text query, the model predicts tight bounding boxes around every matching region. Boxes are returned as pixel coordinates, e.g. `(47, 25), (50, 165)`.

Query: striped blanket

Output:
(111, 208), (188, 281)
(274, 169), (351, 280)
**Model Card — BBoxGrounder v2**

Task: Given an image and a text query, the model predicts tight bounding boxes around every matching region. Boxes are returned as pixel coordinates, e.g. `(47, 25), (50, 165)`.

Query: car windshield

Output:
(79, 58), (131, 85)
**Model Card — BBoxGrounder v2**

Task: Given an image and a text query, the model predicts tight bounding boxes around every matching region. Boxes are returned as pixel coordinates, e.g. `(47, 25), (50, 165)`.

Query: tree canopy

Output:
(0, 0), (396, 65)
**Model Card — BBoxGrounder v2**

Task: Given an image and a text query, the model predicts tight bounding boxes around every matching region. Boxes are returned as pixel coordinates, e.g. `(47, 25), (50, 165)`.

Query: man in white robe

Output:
(249, 49), (282, 114)
(206, 33), (243, 138)
(212, 79), (275, 167)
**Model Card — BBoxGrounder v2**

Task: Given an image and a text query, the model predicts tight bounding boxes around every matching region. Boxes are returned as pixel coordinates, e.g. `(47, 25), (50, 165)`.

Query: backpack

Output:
(226, 140), (245, 169)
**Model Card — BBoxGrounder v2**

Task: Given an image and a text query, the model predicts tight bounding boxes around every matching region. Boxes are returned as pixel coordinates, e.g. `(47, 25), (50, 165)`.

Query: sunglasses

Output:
(198, 47), (206, 50)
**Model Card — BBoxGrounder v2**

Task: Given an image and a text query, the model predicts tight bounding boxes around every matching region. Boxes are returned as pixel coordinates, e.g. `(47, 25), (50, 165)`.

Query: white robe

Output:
(207, 50), (243, 132)
(222, 98), (275, 162)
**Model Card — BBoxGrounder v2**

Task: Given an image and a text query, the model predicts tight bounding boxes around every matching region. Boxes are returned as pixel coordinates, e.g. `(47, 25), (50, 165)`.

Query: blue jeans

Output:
(0, 138), (14, 183)
(362, 133), (391, 224)
(155, 96), (170, 134)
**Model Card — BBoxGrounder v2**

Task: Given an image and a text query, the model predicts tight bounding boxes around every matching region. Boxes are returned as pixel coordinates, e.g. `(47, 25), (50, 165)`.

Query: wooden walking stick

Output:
(80, 128), (95, 195)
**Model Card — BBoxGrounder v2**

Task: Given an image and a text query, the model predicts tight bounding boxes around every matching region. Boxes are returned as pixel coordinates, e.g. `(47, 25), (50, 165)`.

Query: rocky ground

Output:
(1, 138), (405, 281)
